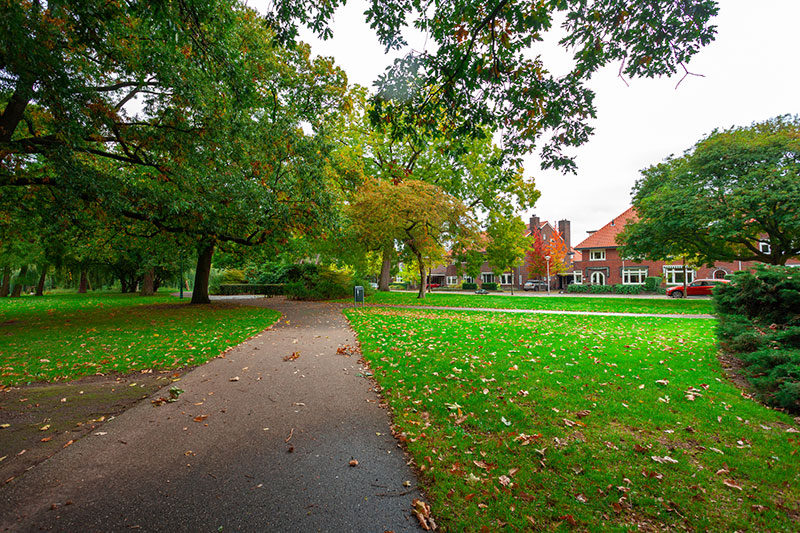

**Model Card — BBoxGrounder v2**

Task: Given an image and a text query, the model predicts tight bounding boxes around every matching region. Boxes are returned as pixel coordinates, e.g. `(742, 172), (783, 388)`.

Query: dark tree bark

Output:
(10, 265), (28, 297)
(191, 241), (215, 304)
(379, 246), (392, 291)
(78, 270), (88, 293)
(140, 268), (155, 296)
(35, 266), (47, 296)
(413, 250), (427, 299)
(0, 266), (10, 297)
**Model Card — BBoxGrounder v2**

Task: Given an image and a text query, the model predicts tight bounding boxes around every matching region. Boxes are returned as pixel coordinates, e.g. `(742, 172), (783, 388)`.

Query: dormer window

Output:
(589, 250), (606, 261)
(759, 241), (771, 254)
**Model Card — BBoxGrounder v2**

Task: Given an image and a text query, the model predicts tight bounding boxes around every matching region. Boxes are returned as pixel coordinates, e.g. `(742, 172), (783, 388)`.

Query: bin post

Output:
(354, 285), (364, 307)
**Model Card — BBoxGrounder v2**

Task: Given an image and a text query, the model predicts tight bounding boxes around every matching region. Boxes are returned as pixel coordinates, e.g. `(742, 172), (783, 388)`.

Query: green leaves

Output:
(621, 115), (800, 266)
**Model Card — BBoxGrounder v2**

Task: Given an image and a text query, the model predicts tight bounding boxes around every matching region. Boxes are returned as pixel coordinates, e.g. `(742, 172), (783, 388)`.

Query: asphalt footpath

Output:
(1, 298), (424, 532)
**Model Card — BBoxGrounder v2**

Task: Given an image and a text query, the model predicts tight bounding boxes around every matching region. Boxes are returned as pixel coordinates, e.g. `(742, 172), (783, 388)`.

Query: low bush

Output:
(644, 276), (662, 292)
(715, 266), (800, 412)
(482, 282), (498, 291)
(389, 282), (408, 290)
(614, 284), (642, 295)
(219, 284), (284, 296)
(589, 285), (614, 294)
(283, 267), (376, 301)
(462, 282), (478, 290)
(567, 284), (588, 293)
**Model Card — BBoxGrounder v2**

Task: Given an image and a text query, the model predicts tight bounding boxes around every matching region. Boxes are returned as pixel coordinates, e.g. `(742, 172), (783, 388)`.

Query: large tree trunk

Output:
(10, 265), (28, 297)
(379, 246), (392, 291)
(35, 265), (47, 296)
(78, 269), (88, 293)
(0, 266), (10, 297)
(415, 252), (427, 299)
(191, 242), (215, 304)
(509, 271), (514, 295)
(140, 268), (155, 296)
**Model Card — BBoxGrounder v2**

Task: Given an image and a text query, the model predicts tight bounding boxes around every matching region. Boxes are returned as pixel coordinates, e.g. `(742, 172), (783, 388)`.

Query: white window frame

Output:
(759, 241), (771, 254)
(446, 276), (458, 286)
(590, 271), (606, 285)
(463, 275), (474, 284)
(481, 273), (495, 284)
(589, 249), (606, 261)
(622, 267), (648, 285)
(572, 272), (583, 284)
(663, 265), (695, 286)
(499, 273), (512, 285)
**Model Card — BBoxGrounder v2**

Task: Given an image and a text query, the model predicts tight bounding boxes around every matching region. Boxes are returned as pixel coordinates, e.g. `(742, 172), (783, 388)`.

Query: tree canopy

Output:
(270, 0), (719, 171)
(619, 115), (800, 266)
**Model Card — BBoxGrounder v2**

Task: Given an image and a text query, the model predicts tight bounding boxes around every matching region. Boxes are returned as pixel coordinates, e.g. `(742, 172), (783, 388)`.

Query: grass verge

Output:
(0, 293), (280, 385)
(346, 307), (800, 532)
(359, 291), (714, 315)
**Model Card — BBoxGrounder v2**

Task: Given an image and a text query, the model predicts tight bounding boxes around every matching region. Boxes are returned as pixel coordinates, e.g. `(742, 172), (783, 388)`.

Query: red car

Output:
(666, 278), (730, 298)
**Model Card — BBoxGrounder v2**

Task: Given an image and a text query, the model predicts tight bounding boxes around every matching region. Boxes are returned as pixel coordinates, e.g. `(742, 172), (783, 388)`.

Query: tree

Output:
(1, 2), (349, 303)
(485, 212), (529, 295)
(527, 227), (568, 281)
(348, 179), (477, 298)
(619, 115), (800, 266)
(328, 87), (538, 290)
(269, 1), (718, 171)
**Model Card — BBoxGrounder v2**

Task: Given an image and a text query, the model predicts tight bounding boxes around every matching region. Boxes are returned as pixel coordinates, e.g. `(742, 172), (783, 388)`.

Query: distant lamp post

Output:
(545, 255), (551, 296)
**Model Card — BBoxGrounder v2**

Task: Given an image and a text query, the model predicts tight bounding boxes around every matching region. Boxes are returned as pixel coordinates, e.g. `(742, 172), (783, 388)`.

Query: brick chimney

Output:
(529, 215), (540, 232)
(558, 219), (571, 250)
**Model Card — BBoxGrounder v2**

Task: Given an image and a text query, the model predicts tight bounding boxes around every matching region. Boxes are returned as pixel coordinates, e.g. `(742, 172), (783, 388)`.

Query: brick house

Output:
(429, 215), (579, 290)
(572, 207), (799, 287)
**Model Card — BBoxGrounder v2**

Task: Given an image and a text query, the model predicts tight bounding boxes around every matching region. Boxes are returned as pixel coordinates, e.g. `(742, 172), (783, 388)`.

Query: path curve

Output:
(1, 298), (423, 532)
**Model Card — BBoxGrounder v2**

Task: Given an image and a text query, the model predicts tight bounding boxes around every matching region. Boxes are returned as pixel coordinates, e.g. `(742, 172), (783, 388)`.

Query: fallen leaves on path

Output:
(412, 499), (436, 530)
(283, 352), (300, 362)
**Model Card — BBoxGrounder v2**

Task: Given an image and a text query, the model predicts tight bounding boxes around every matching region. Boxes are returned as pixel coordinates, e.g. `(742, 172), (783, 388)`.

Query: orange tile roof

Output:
(575, 207), (638, 250)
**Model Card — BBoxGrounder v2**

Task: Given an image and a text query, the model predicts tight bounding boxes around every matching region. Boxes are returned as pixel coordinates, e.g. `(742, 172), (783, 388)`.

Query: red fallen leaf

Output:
(283, 352), (300, 362)
(63, 440), (74, 448)
(633, 444), (648, 453)
(40, 437), (52, 443)
(558, 514), (577, 526)
(518, 492), (536, 502)
(349, 459), (358, 467)
(611, 502), (623, 514)
(464, 493), (476, 501)
(193, 415), (208, 422)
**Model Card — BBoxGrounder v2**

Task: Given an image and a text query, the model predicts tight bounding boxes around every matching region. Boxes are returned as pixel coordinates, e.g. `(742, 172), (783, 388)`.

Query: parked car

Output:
(523, 279), (549, 291)
(666, 278), (730, 298)
(426, 282), (441, 290)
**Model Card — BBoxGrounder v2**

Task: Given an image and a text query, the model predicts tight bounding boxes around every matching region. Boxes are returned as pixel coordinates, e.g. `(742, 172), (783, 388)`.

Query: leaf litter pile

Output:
(0, 294), (280, 385)
(345, 307), (800, 531)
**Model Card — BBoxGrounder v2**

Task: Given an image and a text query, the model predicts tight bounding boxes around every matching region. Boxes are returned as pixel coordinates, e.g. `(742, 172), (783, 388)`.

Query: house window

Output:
(572, 272), (583, 284)
(590, 271), (606, 285)
(760, 241), (771, 254)
(499, 273), (512, 285)
(622, 267), (648, 285)
(463, 275), (474, 284)
(589, 250), (606, 261)
(663, 265), (695, 285)
(446, 276), (458, 286)
(481, 273), (495, 284)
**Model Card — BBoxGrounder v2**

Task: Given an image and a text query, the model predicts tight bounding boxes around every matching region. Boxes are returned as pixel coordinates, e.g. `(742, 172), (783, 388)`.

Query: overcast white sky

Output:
(252, 0), (800, 246)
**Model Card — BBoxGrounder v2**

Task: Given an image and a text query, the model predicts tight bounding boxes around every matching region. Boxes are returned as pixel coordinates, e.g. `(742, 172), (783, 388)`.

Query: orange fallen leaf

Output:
(193, 415), (208, 422)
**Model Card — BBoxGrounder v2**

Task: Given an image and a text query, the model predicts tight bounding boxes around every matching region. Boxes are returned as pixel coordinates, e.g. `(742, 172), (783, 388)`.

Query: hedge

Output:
(644, 276), (662, 292)
(219, 284), (284, 296)
(715, 266), (800, 412)
(462, 282), (478, 290)
(567, 284), (588, 293)
(482, 282), (498, 291)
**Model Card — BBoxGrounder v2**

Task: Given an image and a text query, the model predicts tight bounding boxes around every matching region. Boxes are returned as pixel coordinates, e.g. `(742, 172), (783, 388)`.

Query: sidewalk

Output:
(1, 298), (423, 532)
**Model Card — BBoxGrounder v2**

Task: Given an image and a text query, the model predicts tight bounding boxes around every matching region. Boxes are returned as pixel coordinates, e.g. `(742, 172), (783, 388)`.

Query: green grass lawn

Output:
(360, 291), (715, 315)
(346, 307), (800, 532)
(0, 293), (280, 385)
